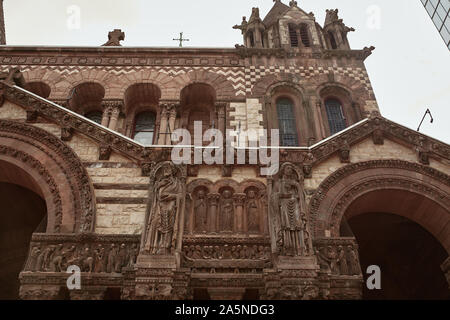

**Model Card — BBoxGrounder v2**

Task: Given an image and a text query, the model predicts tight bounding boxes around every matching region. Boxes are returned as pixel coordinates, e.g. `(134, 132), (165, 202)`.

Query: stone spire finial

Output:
(102, 29), (125, 46)
(0, 0), (6, 45)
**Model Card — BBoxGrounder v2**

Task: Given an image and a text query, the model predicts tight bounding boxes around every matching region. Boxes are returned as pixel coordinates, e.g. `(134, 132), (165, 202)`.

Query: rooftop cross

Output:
(102, 29), (125, 46)
(173, 32), (190, 48)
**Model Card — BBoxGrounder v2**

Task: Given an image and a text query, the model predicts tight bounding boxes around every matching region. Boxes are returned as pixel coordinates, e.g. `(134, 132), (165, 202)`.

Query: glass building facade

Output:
(421, 0), (450, 49)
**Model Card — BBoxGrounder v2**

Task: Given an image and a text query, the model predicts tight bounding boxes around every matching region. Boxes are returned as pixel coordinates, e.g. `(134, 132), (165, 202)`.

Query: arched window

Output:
(299, 24), (311, 47)
(133, 111), (156, 145)
(325, 99), (347, 135)
(277, 98), (298, 146)
(288, 25), (299, 47)
(328, 31), (338, 49)
(85, 110), (103, 124)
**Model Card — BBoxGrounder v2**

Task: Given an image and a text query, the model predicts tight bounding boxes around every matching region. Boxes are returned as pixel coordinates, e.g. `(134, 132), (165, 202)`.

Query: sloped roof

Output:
(263, 1), (290, 27)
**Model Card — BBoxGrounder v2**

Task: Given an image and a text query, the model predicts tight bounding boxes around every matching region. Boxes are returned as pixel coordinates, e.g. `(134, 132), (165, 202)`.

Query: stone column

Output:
(233, 193), (246, 233)
(166, 104), (178, 145)
(216, 102), (226, 137)
(101, 106), (110, 127)
(158, 104), (169, 145)
(207, 193), (220, 233)
(314, 99), (327, 140)
(441, 257), (450, 289)
(108, 103), (122, 131)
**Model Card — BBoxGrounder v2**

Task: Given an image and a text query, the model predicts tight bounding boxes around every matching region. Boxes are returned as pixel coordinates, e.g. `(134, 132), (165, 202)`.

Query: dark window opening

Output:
(288, 25), (299, 47)
(85, 110), (103, 124)
(325, 99), (347, 135)
(277, 98), (299, 147)
(300, 24), (311, 47)
(133, 111), (156, 145)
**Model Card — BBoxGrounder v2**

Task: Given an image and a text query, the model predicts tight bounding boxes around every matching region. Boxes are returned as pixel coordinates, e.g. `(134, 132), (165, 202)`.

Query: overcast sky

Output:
(3, 0), (449, 143)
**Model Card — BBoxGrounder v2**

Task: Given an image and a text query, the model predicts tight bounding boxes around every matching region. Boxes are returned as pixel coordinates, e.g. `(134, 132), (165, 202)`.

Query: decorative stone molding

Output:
(0, 119), (96, 232)
(313, 237), (363, 300)
(309, 160), (450, 237)
(19, 233), (140, 300)
(0, 145), (63, 230)
(3, 83), (144, 161)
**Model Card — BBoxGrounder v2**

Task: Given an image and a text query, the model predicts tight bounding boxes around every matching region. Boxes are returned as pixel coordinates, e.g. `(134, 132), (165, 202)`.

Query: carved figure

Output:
(219, 190), (234, 231)
(194, 189), (208, 232)
(143, 164), (183, 255)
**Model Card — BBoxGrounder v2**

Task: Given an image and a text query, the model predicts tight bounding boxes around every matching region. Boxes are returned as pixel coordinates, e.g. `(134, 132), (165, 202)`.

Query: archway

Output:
(340, 189), (450, 299)
(310, 160), (450, 299)
(0, 162), (47, 299)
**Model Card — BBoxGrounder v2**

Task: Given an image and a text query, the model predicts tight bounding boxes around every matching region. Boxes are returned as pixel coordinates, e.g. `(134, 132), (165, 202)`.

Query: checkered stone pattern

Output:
(1, 65), (248, 97)
(244, 65), (374, 95)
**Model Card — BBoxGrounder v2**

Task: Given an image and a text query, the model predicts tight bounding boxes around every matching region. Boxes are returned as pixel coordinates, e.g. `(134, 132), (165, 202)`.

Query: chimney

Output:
(0, 0), (5, 44)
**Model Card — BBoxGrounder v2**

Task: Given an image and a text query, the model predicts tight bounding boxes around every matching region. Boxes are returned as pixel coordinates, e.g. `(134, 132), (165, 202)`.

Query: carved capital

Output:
(102, 100), (123, 114)
(232, 193), (246, 206)
(207, 193), (220, 206)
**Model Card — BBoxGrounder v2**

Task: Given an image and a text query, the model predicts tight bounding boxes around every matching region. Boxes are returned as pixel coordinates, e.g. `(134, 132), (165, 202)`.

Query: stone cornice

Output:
(279, 115), (450, 168)
(0, 46), (374, 65)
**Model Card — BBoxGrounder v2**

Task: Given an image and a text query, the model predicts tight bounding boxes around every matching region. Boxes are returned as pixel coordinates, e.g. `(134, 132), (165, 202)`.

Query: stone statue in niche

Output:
(142, 163), (183, 255)
(270, 164), (312, 256)
(246, 189), (261, 233)
(193, 189), (208, 232)
(219, 189), (234, 232)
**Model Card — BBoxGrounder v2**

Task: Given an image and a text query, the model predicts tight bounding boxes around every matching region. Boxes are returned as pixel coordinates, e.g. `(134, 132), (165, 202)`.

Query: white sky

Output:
(3, 0), (450, 143)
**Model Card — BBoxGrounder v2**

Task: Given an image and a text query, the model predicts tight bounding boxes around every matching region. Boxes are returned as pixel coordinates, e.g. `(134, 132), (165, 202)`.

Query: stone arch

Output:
(252, 74), (304, 98)
(56, 70), (113, 99)
(20, 68), (58, 99)
(260, 79), (314, 146)
(186, 178), (214, 194)
(67, 82), (105, 115)
(24, 82), (51, 99)
(116, 71), (175, 100)
(239, 179), (267, 194)
(0, 120), (96, 233)
(309, 160), (450, 253)
(172, 71), (235, 101)
(211, 179), (240, 194)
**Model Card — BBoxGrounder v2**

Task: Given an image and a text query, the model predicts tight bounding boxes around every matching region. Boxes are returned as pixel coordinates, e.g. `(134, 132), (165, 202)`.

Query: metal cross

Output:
(173, 32), (189, 47)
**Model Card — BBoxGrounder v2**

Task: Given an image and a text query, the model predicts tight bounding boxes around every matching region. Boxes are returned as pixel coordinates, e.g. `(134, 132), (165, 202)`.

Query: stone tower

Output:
(0, 0), (5, 45)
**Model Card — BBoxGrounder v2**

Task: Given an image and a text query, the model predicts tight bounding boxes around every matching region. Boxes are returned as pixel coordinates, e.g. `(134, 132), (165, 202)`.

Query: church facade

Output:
(0, 0), (449, 300)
